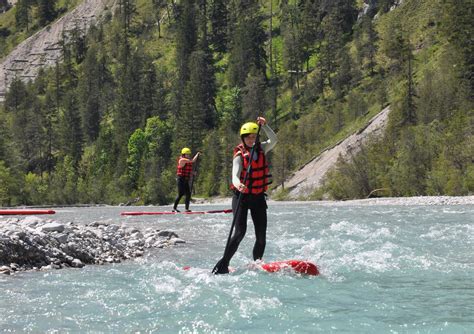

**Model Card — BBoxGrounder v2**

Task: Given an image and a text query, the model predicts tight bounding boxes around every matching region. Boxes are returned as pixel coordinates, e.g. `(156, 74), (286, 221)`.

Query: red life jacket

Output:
(177, 156), (193, 178)
(231, 143), (272, 194)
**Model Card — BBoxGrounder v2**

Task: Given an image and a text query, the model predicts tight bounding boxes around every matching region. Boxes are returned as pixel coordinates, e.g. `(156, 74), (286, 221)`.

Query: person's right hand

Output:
(237, 183), (247, 192)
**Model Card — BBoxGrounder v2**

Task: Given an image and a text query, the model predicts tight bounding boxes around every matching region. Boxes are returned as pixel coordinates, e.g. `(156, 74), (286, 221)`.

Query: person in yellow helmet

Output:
(173, 147), (200, 212)
(213, 116), (277, 274)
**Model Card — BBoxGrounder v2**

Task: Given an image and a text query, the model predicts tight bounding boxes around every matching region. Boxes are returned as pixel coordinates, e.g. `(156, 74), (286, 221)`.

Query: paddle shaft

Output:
(189, 153), (200, 195)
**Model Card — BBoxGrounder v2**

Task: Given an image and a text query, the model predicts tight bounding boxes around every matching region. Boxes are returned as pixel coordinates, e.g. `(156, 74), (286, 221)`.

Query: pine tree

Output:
(176, 50), (214, 150)
(4, 77), (28, 114)
(174, 0), (198, 114)
(354, 16), (377, 77)
(242, 71), (267, 120)
(227, 0), (267, 88)
(43, 89), (58, 174)
(209, 0), (228, 53)
(402, 46), (417, 126)
(60, 91), (83, 166)
(439, 0), (474, 91)
(37, 0), (56, 26)
(118, 0), (136, 34)
(78, 45), (101, 143)
(140, 60), (159, 126)
(70, 24), (87, 63)
(115, 42), (144, 147)
(281, 1), (305, 89)
(319, 12), (342, 88)
(15, 0), (30, 31)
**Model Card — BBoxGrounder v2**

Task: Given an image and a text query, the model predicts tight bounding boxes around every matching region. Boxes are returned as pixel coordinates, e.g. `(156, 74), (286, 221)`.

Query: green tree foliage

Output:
(60, 91), (83, 166)
(174, 0), (198, 111)
(242, 71), (267, 120)
(217, 87), (242, 132)
(127, 128), (147, 188)
(15, 0), (31, 31)
(0, 161), (14, 205)
(142, 117), (173, 204)
(209, 0), (229, 53)
(227, 0), (267, 88)
(176, 50), (215, 150)
(1, 0), (472, 205)
(439, 0), (474, 90)
(354, 16), (377, 77)
(78, 45), (102, 143)
(114, 42), (146, 147)
(281, 0), (306, 87)
(49, 155), (77, 204)
(37, 0), (56, 26)
(118, 0), (137, 33)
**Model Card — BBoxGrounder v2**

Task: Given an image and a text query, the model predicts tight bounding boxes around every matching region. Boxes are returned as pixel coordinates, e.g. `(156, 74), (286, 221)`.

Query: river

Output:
(1, 202), (473, 333)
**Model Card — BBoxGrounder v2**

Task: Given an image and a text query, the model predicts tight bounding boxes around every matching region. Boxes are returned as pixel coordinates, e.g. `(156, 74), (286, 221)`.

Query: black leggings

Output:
(173, 177), (191, 210)
(221, 192), (267, 264)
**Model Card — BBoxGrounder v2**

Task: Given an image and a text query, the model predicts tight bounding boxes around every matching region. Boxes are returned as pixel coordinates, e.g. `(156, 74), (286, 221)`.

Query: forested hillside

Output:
(0, 0), (472, 206)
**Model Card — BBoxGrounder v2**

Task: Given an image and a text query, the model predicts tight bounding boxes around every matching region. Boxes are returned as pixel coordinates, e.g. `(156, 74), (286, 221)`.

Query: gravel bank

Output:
(296, 196), (474, 206)
(0, 216), (184, 275)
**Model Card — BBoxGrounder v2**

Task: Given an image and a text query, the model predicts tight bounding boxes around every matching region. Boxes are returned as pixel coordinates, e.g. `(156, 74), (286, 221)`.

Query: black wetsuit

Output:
(214, 191), (268, 273)
(173, 176), (191, 211)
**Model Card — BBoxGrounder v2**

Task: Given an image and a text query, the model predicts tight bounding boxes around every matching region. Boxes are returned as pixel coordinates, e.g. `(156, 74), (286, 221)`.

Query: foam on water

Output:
(1, 204), (473, 332)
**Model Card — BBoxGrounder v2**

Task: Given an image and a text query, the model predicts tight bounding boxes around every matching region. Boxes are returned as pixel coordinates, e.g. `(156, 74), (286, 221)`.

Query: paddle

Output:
(212, 123), (262, 274)
(189, 152), (201, 196)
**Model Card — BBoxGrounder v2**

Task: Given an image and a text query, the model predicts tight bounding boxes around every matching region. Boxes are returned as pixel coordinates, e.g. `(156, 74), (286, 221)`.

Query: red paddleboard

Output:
(0, 209), (56, 215)
(183, 260), (319, 276)
(260, 260), (319, 276)
(121, 209), (232, 216)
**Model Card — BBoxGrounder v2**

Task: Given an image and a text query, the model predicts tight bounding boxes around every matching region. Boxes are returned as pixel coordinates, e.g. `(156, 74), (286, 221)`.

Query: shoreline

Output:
(196, 195), (474, 206)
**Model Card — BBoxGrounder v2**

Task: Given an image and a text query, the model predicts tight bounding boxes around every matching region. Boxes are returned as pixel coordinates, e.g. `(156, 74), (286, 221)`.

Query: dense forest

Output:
(0, 0), (472, 206)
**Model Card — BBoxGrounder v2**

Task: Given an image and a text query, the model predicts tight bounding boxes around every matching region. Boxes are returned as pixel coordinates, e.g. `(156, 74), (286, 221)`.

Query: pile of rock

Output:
(0, 216), (184, 275)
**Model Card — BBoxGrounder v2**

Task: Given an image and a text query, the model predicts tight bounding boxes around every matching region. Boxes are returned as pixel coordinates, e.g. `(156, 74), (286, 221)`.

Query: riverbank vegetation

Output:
(0, 0), (472, 205)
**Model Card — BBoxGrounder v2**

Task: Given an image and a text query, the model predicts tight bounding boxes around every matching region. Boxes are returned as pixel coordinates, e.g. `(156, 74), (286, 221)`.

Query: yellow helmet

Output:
(181, 147), (191, 155)
(240, 122), (259, 135)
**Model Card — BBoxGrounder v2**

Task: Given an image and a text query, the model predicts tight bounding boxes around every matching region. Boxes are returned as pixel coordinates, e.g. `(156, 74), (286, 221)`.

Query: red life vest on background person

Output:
(231, 143), (272, 194)
(177, 156), (193, 178)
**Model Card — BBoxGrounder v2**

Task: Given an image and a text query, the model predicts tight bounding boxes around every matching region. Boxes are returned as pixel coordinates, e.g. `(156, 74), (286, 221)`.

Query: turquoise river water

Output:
(1, 202), (473, 333)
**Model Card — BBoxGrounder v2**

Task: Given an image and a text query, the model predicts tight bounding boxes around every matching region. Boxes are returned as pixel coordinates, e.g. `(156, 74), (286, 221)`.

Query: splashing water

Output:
(1, 203), (473, 332)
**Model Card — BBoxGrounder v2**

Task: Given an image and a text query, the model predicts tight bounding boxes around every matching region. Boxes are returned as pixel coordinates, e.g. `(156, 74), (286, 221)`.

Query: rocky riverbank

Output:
(0, 216), (184, 275)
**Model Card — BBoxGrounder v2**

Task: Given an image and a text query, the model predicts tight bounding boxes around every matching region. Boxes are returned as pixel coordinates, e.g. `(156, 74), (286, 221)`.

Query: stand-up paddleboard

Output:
(0, 209), (56, 215)
(260, 260), (319, 276)
(184, 260), (319, 276)
(121, 209), (232, 216)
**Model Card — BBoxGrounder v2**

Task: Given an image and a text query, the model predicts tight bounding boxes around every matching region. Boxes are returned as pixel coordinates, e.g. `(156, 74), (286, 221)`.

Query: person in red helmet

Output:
(173, 148), (200, 212)
(213, 116), (277, 274)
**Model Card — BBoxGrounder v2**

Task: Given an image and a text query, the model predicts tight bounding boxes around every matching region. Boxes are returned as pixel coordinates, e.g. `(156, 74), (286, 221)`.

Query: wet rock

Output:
(21, 216), (43, 226)
(41, 223), (65, 233)
(55, 233), (68, 244)
(0, 265), (11, 275)
(170, 238), (186, 245)
(71, 259), (84, 268)
(157, 230), (178, 238)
